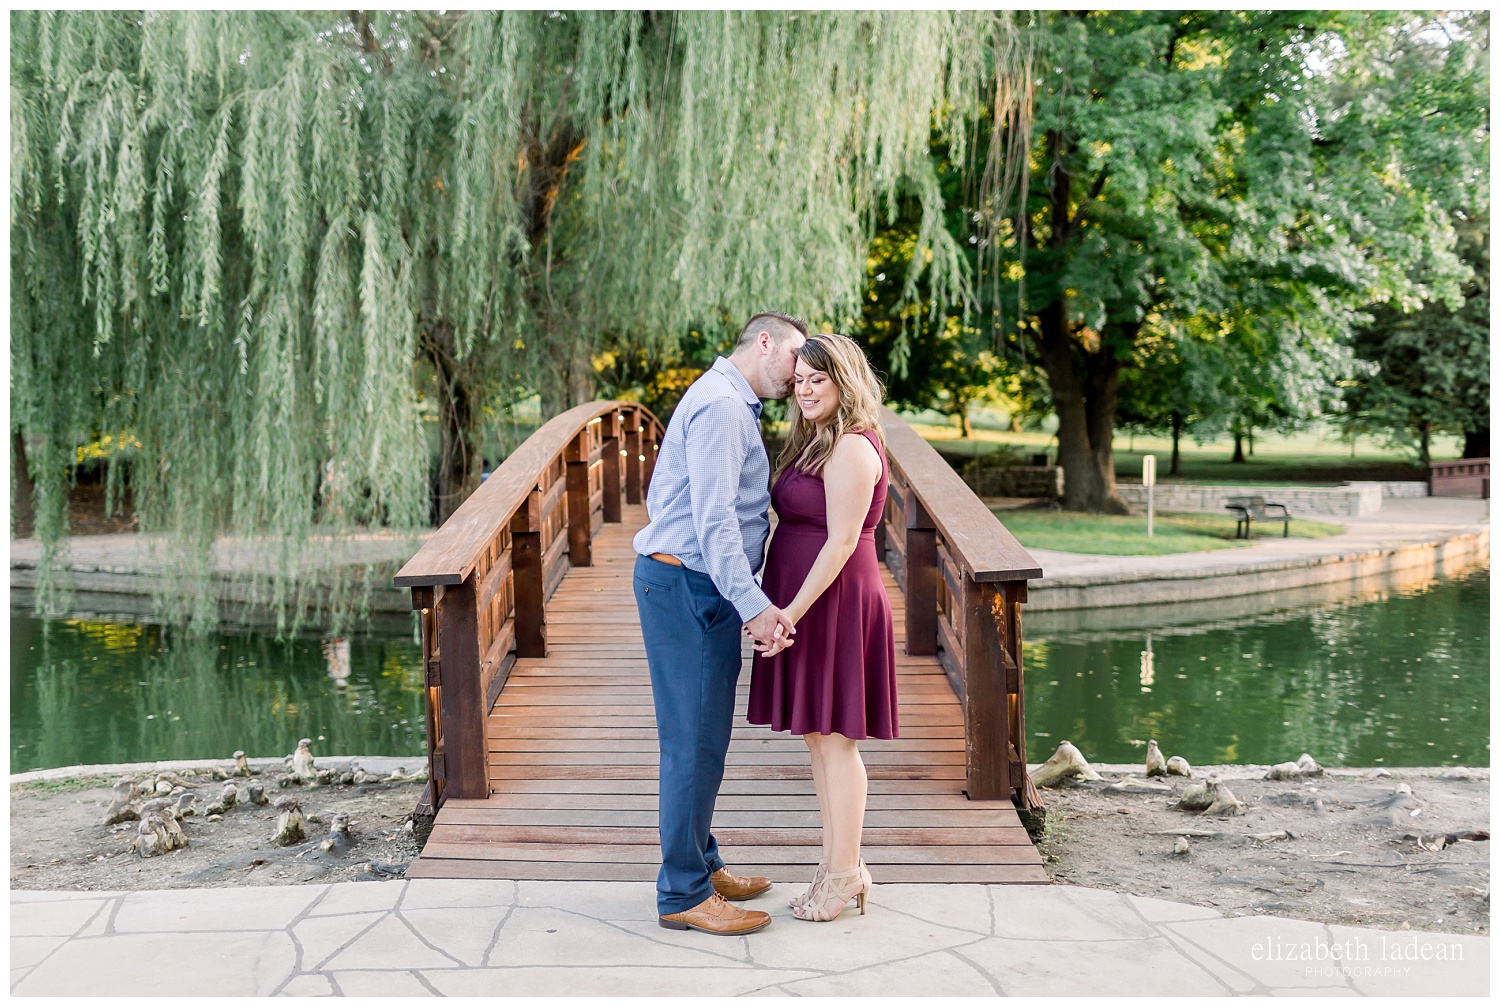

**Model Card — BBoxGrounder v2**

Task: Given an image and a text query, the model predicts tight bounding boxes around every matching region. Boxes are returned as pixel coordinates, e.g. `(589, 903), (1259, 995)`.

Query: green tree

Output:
(982, 11), (1478, 511)
(11, 11), (1031, 627)
(1347, 211), (1490, 462)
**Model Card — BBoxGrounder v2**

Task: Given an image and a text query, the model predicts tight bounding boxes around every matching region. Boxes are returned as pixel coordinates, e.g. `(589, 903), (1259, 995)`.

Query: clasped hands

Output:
(744, 604), (796, 658)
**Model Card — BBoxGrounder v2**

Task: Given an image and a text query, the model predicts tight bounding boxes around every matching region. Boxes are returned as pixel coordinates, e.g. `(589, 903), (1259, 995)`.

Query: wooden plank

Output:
(485, 751), (966, 767)
(416, 842), (1041, 865)
(963, 578), (1010, 801)
(485, 737), (966, 753)
(487, 765), (966, 781)
(624, 416), (642, 504)
(444, 793), (991, 812)
(542, 529), (569, 599)
(435, 809), (1021, 829)
(436, 575), (488, 800)
(602, 435), (622, 522)
(406, 858), (1049, 884)
(477, 550), (513, 616)
(904, 495), (938, 657)
(429, 824), (1031, 846)
(510, 531), (546, 658)
(566, 448), (593, 567)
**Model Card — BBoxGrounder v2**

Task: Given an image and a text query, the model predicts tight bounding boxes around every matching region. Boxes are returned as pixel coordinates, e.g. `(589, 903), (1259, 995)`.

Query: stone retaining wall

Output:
(1026, 525), (1489, 612)
(1115, 481), (1387, 517)
(957, 463), (1063, 499)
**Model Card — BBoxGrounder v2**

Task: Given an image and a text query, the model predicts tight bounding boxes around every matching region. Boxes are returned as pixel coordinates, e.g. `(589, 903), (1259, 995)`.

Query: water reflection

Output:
(10, 617), (425, 772)
(1024, 567), (1489, 767)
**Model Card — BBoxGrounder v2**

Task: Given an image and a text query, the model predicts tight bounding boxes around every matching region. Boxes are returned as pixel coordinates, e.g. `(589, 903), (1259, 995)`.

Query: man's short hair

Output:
(736, 311), (809, 350)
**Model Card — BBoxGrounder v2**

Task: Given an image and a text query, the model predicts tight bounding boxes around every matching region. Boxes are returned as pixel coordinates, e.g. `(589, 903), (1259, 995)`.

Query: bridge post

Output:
(1001, 581), (1039, 808)
(961, 577), (1013, 801)
(602, 411), (623, 522)
(904, 497), (938, 656)
(642, 425), (658, 494)
(436, 575), (490, 800)
(565, 431), (594, 567)
(511, 491), (547, 658)
(624, 410), (643, 505)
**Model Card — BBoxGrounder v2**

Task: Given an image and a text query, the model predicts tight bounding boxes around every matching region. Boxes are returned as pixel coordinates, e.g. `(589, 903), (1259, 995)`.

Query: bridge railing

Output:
(394, 401), (665, 811)
(877, 407), (1045, 808)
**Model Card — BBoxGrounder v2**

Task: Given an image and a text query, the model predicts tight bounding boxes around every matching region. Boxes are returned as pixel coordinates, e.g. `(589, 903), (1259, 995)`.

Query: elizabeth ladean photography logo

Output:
(1253, 933), (1466, 977)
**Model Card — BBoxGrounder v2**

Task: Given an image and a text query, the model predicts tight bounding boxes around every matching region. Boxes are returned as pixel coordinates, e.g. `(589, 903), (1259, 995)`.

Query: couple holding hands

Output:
(632, 311), (898, 935)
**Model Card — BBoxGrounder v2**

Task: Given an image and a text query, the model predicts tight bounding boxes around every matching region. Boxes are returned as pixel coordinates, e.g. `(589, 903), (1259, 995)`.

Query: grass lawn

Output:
(990, 508), (1347, 556)
(902, 409), (1457, 486)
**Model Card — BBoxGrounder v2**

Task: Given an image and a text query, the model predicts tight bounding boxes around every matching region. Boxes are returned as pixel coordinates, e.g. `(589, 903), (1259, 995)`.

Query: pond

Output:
(9, 615), (426, 774)
(10, 566), (1489, 774)
(1021, 566), (1489, 768)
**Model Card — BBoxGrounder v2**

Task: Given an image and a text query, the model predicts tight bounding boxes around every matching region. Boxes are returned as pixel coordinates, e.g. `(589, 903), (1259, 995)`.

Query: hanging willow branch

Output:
(11, 10), (1033, 631)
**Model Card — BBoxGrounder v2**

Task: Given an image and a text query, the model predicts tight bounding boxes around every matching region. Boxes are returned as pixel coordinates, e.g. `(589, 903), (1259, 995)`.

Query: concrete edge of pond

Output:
(10, 755), (428, 787)
(1026, 523), (1488, 611)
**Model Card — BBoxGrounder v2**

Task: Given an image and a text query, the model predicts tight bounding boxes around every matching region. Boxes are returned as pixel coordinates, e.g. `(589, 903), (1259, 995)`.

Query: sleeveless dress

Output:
(747, 428), (898, 740)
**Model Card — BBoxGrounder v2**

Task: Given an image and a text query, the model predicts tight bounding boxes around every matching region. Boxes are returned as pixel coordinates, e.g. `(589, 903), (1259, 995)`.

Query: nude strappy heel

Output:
(791, 860), (872, 921)
(789, 860), (828, 909)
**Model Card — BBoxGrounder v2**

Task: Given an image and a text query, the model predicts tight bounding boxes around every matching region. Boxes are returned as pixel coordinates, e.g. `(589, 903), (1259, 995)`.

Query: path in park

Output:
(10, 880), (1487, 996)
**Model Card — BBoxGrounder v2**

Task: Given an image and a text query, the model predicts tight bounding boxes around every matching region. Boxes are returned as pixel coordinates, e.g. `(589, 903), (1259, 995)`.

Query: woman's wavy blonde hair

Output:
(775, 333), (886, 478)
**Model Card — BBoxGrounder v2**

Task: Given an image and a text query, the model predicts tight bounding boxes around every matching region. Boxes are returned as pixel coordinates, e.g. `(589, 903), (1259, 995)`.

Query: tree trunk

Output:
(956, 400), (973, 438)
(1231, 431), (1246, 464)
(1034, 304), (1130, 513)
(1247, 427), (1254, 457)
(1036, 301), (1100, 511)
(1463, 427), (1489, 459)
(1418, 423), (1432, 466)
(1082, 331), (1129, 513)
(1169, 411), (1183, 477)
(12, 429), (35, 536)
(424, 319), (484, 525)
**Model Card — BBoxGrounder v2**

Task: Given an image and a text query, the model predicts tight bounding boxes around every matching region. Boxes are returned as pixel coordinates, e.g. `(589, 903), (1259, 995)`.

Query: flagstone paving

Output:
(10, 880), (1487, 997)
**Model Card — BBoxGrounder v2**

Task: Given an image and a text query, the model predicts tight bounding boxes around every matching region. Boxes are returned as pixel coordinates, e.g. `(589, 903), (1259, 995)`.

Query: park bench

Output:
(1225, 495), (1291, 539)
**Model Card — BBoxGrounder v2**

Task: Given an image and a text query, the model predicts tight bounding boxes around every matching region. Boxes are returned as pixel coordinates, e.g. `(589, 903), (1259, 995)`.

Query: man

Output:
(632, 311), (807, 935)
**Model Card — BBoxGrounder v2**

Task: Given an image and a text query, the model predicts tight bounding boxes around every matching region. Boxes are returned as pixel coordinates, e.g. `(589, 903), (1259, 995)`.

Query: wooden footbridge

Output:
(395, 401), (1048, 883)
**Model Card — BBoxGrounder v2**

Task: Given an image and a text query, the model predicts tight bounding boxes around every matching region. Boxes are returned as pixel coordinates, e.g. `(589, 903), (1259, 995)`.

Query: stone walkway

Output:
(11, 880), (1487, 997)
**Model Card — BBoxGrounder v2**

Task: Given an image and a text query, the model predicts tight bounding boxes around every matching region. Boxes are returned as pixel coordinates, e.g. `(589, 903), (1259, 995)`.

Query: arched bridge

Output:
(395, 400), (1048, 883)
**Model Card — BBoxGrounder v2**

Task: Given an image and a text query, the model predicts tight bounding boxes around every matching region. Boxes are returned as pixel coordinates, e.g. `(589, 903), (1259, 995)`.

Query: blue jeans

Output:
(633, 555), (744, 915)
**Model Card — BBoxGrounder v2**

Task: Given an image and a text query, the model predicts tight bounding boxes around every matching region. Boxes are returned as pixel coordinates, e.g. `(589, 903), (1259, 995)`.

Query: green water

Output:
(1023, 567), (1490, 767)
(9, 616), (425, 773)
(9, 568), (1489, 773)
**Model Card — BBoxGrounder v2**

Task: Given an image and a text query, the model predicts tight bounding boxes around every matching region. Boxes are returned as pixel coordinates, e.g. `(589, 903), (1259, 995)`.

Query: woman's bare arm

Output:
(781, 433), (881, 628)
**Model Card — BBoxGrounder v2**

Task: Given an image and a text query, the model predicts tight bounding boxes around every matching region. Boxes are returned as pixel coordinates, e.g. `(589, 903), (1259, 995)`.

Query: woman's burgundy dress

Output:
(747, 429), (898, 739)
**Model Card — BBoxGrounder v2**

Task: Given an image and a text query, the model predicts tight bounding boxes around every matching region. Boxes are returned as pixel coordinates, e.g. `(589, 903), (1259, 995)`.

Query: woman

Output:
(746, 332), (896, 922)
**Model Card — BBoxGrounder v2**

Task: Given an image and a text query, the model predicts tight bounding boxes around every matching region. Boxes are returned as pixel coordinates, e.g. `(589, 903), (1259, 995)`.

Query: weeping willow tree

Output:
(11, 10), (1032, 630)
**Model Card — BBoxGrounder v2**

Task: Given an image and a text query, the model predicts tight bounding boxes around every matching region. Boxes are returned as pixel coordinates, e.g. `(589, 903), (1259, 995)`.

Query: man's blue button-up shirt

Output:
(632, 356), (773, 622)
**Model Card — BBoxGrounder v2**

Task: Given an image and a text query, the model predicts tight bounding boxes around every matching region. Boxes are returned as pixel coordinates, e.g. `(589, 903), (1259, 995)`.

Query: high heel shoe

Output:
(789, 860), (828, 909)
(791, 860), (871, 922)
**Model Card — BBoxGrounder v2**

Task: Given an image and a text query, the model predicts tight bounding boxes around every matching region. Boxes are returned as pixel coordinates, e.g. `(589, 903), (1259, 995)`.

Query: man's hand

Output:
(744, 605), (796, 656)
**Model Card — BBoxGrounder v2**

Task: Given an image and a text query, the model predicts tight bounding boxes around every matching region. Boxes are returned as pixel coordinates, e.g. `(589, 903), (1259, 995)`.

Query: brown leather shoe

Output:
(659, 892), (771, 935)
(711, 866), (773, 901)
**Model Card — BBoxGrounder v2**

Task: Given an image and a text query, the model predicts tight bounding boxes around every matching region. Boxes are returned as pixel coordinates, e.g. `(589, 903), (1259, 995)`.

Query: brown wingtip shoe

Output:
(711, 866), (773, 901)
(659, 892), (771, 935)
